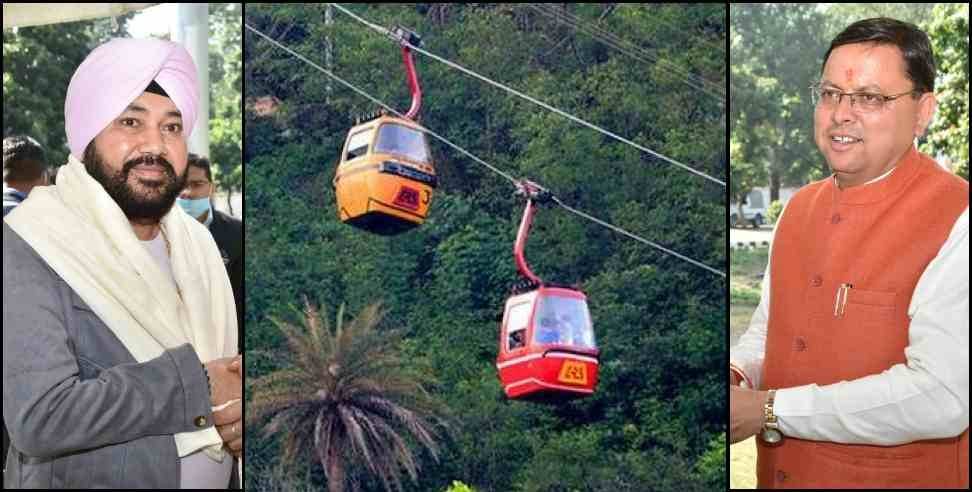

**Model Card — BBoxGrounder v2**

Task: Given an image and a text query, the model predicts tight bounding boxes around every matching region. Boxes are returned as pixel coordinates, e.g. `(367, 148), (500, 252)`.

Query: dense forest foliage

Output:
(244, 4), (726, 491)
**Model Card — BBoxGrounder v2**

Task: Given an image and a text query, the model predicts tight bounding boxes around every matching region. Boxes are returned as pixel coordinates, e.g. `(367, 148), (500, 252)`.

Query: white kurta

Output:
(142, 232), (234, 489)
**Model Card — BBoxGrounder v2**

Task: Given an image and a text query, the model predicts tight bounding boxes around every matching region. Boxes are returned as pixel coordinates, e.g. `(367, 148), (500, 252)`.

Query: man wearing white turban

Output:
(3, 38), (242, 488)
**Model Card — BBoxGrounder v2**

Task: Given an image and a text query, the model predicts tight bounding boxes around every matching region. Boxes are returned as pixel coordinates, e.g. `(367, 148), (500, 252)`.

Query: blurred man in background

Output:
(3, 136), (49, 216)
(178, 153), (243, 348)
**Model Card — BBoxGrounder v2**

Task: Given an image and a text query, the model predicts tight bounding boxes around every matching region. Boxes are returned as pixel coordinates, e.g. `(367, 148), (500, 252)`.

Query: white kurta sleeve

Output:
(774, 207), (970, 445)
(729, 206), (788, 390)
(730, 259), (770, 390)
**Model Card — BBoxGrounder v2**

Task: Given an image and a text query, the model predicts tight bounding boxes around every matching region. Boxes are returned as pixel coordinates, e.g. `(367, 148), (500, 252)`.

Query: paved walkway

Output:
(730, 436), (757, 488)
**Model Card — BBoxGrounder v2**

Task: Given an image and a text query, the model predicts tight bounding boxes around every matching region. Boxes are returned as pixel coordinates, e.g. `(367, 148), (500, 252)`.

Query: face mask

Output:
(177, 196), (212, 220)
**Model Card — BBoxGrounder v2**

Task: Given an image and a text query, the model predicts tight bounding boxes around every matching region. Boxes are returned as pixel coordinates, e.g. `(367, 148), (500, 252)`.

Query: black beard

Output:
(82, 145), (187, 223)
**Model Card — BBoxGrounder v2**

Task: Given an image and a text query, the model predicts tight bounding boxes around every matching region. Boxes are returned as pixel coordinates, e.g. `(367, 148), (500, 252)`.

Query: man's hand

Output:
(204, 356), (242, 407)
(211, 355), (242, 456)
(730, 386), (768, 444)
(214, 399), (242, 458)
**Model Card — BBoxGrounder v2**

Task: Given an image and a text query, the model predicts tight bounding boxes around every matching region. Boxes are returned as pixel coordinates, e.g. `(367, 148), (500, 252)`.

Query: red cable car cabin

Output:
(495, 180), (599, 402)
(497, 285), (599, 401)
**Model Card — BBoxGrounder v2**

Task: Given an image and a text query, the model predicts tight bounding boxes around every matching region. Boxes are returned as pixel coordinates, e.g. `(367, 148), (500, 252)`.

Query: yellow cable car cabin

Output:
(333, 115), (437, 235)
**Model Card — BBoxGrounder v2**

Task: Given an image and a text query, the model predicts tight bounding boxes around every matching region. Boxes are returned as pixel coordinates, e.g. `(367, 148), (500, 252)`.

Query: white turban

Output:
(64, 38), (199, 160)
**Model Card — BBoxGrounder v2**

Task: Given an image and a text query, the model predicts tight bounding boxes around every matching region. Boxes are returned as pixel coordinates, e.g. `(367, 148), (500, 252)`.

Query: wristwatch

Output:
(761, 389), (783, 445)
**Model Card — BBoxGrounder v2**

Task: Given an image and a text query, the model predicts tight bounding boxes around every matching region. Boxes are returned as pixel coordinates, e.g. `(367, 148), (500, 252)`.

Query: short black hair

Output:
(3, 135), (48, 183)
(186, 153), (213, 182)
(823, 17), (936, 95)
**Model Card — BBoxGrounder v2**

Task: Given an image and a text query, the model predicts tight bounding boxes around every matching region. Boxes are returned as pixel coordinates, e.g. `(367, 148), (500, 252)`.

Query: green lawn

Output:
(729, 303), (756, 345)
(730, 247), (768, 289)
(729, 247), (769, 489)
(729, 246), (766, 344)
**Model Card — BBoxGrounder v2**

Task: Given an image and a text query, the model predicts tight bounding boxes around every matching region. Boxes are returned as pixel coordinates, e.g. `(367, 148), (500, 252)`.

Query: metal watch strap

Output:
(763, 389), (778, 428)
(761, 389), (784, 444)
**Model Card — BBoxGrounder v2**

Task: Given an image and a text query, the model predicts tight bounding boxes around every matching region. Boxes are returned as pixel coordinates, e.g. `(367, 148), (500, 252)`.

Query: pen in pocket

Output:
(833, 283), (853, 317)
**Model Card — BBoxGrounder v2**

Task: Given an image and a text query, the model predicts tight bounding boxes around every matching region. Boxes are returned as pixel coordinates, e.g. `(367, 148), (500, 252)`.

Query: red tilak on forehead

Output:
(845, 68), (854, 82)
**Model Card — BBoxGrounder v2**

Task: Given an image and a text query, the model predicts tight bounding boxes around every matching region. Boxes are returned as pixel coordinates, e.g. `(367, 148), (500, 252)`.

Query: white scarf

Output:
(4, 156), (238, 464)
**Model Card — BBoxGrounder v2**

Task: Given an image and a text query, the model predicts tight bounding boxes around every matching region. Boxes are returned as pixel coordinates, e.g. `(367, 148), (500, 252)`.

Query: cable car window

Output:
(506, 302), (531, 351)
(374, 123), (430, 163)
(346, 129), (373, 161)
(533, 295), (595, 348)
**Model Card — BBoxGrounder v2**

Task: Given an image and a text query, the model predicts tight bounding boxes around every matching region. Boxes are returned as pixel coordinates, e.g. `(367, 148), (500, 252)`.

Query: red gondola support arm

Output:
(514, 179), (552, 285)
(514, 198), (542, 285)
(395, 27), (422, 121)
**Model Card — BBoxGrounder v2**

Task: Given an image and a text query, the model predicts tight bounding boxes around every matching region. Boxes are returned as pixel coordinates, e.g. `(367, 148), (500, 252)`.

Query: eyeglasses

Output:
(809, 84), (920, 113)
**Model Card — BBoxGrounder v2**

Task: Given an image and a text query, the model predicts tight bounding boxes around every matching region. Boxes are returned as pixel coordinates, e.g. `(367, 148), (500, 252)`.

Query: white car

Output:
(730, 189), (767, 229)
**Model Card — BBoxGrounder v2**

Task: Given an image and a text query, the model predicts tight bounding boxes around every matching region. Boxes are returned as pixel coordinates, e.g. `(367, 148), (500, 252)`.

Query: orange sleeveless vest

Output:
(757, 146), (969, 488)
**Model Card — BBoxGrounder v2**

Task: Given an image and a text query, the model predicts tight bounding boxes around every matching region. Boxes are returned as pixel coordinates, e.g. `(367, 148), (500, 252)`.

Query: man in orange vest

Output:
(729, 17), (968, 488)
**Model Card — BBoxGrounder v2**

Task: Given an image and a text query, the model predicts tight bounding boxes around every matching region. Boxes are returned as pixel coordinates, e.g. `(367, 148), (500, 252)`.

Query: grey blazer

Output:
(2, 222), (222, 489)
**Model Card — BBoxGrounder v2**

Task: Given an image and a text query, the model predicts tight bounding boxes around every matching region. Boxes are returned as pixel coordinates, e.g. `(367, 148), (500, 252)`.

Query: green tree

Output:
(246, 300), (451, 492)
(729, 132), (768, 228)
(921, 3), (969, 180)
(209, 3), (244, 207)
(443, 480), (478, 492)
(2, 16), (126, 166)
(820, 3), (933, 37)
(766, 199), (784, 225)
(695, 432), (727, 490)
(730, 4), (829, 200)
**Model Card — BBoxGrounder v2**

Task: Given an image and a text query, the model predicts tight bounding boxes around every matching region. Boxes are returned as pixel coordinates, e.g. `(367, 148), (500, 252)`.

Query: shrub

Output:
(766, 200), (784, 225)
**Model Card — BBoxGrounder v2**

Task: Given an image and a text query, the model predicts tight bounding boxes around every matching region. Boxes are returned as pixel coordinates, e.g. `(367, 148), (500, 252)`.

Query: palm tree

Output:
(247, 300), (450, 492)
